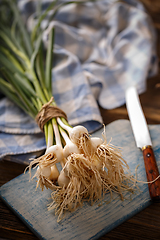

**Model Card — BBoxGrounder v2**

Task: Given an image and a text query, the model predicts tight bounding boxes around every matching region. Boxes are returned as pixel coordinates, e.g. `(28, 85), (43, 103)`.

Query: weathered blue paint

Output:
(0, 120), (160, 240)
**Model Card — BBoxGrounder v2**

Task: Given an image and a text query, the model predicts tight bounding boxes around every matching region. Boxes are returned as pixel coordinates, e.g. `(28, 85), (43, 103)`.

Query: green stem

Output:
(47, 121), (54, 149)
(0, 77), (35, 118)
(1, 69), (37, 117)
(8, 0), (33, 57)
(44, 123), (48, 147)
(30, 70), (47, 104)
(31, 0), (59, 43)
(61, 117), (72, 128)
(0, 30), (30, 65)
(57, 117), (72, 134)
(52, 118), (62, 147)
(45, 28), (54, 96)
(0, 47), (24, 72)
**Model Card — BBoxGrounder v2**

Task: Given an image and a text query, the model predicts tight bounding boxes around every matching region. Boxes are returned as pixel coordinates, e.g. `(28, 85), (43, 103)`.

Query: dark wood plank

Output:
(0, 161), (38, 240)
(0, 0), (160, 239)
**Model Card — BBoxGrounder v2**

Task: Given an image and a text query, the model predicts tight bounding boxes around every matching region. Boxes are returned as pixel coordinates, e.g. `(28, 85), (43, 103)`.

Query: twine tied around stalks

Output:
(35, 97), (68, 132)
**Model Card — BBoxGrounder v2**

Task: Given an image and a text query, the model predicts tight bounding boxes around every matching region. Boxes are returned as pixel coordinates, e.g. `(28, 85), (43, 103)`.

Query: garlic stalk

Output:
(60, 127), (80, 158)
(0, 0), (137, 223)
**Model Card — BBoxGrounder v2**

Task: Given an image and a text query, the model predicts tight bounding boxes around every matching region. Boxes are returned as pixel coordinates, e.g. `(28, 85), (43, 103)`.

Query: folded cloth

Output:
(0, 0), (158, 163)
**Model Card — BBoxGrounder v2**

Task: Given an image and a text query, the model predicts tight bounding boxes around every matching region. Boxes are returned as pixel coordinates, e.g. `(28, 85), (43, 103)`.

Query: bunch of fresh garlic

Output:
(26, 117), (136, 222)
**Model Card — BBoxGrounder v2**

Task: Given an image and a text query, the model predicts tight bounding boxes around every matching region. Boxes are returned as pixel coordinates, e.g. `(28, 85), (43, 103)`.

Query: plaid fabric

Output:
(0, 0), (158, 163)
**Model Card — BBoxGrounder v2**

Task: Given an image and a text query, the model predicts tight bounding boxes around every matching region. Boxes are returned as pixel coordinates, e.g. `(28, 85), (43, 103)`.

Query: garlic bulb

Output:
(58, 170), (70, 187)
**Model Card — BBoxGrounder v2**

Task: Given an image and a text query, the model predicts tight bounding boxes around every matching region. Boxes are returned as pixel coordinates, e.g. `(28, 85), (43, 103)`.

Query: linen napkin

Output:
(0, 0), (158, 163)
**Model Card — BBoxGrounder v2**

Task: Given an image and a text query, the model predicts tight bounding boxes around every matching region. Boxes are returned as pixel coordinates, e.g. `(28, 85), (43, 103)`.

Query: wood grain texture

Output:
(142, 146), (160, 201)
(0, 0), (160, 239)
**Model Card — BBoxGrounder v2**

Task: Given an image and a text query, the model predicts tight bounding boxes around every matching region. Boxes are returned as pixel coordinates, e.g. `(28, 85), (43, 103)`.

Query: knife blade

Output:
(125, 86), (160, 202)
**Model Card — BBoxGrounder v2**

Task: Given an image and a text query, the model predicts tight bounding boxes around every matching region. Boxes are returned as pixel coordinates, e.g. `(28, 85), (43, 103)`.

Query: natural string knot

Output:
(35, 97), (68, 132)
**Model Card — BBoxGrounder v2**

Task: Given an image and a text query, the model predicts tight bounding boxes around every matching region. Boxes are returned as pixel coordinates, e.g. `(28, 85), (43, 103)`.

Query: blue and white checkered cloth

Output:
(0, 0), (158, 163)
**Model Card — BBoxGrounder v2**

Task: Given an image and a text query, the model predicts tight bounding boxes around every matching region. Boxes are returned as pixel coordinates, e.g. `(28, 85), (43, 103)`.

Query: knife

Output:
(125, 86), (160, 202)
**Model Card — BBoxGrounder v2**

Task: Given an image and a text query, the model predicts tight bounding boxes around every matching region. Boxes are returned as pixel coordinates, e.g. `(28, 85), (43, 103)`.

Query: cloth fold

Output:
(0, 0), (158, 163)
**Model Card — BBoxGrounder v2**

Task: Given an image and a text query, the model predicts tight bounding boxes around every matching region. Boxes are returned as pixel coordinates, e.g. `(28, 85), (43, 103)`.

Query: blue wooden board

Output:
(1, 120), (160, 240)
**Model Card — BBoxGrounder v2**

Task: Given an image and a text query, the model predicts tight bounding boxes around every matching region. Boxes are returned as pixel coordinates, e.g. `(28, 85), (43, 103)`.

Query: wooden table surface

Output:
(0, 1), (160, 239)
